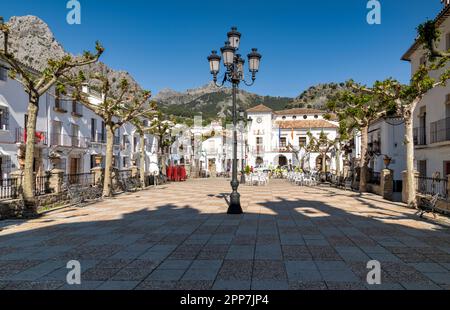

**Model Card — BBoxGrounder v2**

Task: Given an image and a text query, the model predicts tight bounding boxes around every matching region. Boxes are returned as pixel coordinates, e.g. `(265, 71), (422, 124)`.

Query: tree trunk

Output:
(336, 146), (341, 178)
(405, 116), (417, 208)
(139, 134), (146, 189)
(322, 152), (327, 173)
(103, 124), (115, 197)
(22, 97), (39, 211)
(359, 126), (369, 193)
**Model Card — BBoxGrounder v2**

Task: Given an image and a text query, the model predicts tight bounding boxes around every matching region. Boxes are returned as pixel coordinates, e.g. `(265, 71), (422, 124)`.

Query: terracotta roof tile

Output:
(274, 108), (324, 115)
(276, 120), (338, 129)
(246, 104), (273, 113)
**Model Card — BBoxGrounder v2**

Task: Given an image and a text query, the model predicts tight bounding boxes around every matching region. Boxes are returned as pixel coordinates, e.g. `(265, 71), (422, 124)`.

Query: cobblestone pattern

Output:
(0, 179), (449, 290)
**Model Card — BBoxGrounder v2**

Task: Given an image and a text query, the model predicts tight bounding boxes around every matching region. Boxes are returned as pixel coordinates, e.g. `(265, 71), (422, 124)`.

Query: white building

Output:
(246, 105), (342, 172)
(0, 59), (159, 179)
(368, 117), (406, 192)
(402, 2), (450, 178)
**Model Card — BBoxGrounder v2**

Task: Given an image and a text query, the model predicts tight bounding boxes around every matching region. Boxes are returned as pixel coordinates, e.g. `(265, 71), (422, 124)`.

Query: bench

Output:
(416, 193), (439, 219)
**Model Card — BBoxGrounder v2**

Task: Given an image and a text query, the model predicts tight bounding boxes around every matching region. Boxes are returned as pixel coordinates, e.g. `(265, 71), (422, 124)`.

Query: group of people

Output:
(166, 165), (187, 182)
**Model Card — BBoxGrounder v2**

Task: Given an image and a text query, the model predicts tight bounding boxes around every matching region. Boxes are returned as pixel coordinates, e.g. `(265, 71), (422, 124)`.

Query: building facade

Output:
(246, 105), (342, 172)
(402, 2), (450, 178)
(0, 59), (159, 179)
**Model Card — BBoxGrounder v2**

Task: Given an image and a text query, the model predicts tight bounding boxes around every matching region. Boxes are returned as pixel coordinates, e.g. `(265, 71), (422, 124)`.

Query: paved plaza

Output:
(0, 178), (449, 290)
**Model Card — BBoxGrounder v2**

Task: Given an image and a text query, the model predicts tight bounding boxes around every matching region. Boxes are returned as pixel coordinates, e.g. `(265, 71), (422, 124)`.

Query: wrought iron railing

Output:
(50, 134), (89, 148)
(0, 178), (19, 200)
(63, 172), (95, 187)
(430, 117), (450, 144)
(15, 128), (48, 145)
(413, 127), (427, 146)
(35, 174), (50, 196)
(415, 176), (448, 199)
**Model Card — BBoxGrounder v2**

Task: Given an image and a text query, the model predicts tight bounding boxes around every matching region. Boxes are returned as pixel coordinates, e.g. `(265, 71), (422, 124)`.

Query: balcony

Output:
(50, 133), (89, 148)
(54, 99), (69, 113)
(71, 102), (83, 117)
(430, 117), (450, 144)
(413, 127), (427, 146)
(15, 128), (47, 145)
(91, 133), (106, 144)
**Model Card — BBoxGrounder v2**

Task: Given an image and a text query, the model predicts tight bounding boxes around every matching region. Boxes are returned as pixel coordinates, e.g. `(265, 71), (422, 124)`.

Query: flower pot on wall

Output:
(95, 155), (103, 167)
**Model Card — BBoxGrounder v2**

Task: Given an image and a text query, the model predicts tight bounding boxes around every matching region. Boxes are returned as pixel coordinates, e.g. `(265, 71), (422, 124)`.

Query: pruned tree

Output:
(147, 112), (176, 178)
(130, 106), (159, 189)
(326, 88), (389, 192)
(0, 16), (103, 209)
(65, 73), (153, 197)
(306, 130), (336, 174)
(344, 20), (450, 206)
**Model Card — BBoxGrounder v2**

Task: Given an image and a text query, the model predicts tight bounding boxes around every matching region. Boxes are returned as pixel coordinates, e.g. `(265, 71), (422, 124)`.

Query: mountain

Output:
(0, 15), (141, 95)
(2, 16), (346, 123)
(154, 83), (294, 122)
(287, 82), (350, 110)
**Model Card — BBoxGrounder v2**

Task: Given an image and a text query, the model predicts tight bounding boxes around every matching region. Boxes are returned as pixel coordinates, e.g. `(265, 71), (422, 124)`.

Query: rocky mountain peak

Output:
(1, 15), (141, 94)
(1, 15), (66, 71)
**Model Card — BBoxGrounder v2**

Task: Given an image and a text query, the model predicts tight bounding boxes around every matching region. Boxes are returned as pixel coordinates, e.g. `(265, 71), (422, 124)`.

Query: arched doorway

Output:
(275, 155), (288, 167)
(256, 157), (264, 168)
(315, 155), (331, 172)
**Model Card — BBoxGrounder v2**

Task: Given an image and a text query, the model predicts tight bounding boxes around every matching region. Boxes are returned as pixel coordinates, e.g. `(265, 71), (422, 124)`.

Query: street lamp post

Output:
(208, 27), (262, 214)
(239, 109), (246, 184)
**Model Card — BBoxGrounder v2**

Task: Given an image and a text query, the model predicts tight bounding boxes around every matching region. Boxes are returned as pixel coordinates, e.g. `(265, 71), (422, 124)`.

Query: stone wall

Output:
(367, 183), (382, 196)
(0, 192), (71, 220)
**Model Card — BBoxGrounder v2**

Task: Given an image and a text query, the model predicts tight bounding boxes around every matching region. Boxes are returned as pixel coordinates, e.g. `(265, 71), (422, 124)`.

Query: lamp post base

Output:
(228, 179), (243, 214)
(227, 191), (243, 214)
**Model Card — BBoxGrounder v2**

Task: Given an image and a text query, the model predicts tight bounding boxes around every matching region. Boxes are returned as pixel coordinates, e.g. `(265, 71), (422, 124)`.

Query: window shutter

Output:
(4, 108), (9, 130)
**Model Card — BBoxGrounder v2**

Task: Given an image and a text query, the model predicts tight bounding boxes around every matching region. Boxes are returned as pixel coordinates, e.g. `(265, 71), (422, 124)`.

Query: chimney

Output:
(442, 0), (450, 7)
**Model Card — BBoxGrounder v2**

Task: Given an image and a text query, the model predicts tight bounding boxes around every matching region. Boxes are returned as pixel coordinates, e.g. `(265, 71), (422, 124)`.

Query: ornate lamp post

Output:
(208, 27), (262, 214)
(239, 109), (245, 184)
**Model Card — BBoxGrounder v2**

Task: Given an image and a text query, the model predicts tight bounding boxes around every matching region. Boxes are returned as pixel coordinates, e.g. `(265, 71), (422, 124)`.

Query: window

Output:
(444, 161), (450, 176)
(303, 115), (307, 119)
(51, 121), (62, 146)
(299, 137), (307, 147)
(91, 119), (97, 141)
(72, 101), (82, 116)
(282, 116), (286, 120)
(101, 121), (106, 142)
(113, 156), (120, 168)
(256, 137), (264, 154)
(280, 137), (287, 147)
(71, 124), (79, 147)
(292, 116), (297, 120)
(314, 115), (319, 119)
(114, 128), (120, 145)
(133, 136), (138, 153)
(122, 134), (128, 148)
(90, 155), (96, 169)
(0, 107), (9, 130)
(418, 160), (427, 177)
(123, 157), (128, 168)
(0, 66), (7, 81)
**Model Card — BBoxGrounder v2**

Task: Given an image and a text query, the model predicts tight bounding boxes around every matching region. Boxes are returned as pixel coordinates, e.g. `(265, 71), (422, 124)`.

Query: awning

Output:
(0, 95), (9, 108)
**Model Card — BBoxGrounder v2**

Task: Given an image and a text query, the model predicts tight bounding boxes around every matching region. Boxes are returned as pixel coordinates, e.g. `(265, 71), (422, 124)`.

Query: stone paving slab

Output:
(0, 178), (449, 290)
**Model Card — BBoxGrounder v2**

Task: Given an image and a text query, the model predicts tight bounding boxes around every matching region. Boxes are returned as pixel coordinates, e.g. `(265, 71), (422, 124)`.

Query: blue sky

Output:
(1, 0), (444, 97)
